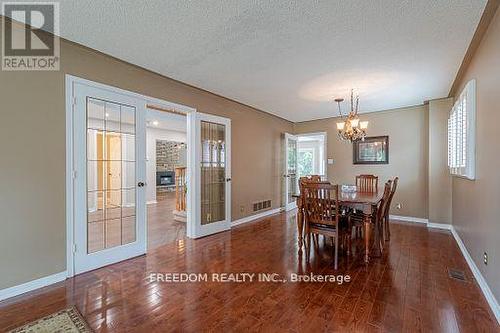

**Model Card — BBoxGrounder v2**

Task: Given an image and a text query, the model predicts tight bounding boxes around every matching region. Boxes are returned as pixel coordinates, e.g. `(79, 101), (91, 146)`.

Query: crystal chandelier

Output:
(335, 90), (368, 142)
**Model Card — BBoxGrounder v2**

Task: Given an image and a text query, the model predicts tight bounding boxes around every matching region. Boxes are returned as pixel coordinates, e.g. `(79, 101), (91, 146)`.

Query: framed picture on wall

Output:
(353, 136), (389, 164)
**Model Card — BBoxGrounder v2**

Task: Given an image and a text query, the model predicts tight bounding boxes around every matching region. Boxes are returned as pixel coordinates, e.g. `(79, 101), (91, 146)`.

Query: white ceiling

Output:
(50, 1), (488, 121)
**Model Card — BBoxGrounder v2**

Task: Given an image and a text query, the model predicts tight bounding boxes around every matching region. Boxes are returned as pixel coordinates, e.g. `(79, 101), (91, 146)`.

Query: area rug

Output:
(9, 306), (93, 333)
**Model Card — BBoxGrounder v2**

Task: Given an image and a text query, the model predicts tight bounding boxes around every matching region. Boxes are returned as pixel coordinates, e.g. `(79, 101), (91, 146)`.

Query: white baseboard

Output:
(388, 215), (498, 323)
(389, 215), (454, 231)
(389, 215), (428, 224)
(0, 271), (67, 302)
(427, 222), (452, 230)
(232, 208), (284, 227)
(450, 226), (500, 324)
(147, 200), (158, 205)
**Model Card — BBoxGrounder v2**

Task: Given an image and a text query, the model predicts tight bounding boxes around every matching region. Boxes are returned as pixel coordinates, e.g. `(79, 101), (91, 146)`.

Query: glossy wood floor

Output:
(147, 193), (186, 250)
(0, 211), (498, 332)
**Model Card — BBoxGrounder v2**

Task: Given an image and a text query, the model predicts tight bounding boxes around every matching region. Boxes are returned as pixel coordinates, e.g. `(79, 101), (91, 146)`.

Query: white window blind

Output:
(448, 79), (476, 179)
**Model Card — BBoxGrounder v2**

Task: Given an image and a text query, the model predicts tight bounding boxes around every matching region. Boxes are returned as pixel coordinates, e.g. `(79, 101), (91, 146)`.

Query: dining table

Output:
(293, 188), (385, 263)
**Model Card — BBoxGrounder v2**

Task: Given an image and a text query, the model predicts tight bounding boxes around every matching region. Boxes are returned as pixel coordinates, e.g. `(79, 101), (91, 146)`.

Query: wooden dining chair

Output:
(382, 177), (399, 241)
(302, 183), (348, 269)
(374, 181), (392, 252)
(348, 180), (391, 243)
(356, 174), (379, 192)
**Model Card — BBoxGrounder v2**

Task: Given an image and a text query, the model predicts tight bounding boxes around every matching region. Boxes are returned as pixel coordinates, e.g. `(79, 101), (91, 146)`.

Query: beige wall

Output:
(451, 8), (500, 301)
(428, 98), (453, 224)
(0, 18), (293, 289)
(294, 105), (429, 219)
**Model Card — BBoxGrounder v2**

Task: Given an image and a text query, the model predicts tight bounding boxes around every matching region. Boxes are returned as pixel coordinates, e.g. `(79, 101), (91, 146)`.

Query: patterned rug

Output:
(9, 306), (93, 333)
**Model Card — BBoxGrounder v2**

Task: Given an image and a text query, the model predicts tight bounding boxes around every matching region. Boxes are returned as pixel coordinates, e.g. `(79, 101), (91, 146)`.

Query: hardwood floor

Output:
(0, 211), (498, 332)
(147, 193), (185, 250)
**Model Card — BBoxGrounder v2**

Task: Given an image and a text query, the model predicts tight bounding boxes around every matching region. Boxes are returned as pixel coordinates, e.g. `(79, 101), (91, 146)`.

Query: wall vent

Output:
(253, 200), (272, 212)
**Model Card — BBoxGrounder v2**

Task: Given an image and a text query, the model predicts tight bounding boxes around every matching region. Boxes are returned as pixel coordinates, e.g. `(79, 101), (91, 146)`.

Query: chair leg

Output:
(385, 215), (391, 241)
(347, 234), (351, 256)
(334, 233), (338, 270)
(304, 225), (310, 262)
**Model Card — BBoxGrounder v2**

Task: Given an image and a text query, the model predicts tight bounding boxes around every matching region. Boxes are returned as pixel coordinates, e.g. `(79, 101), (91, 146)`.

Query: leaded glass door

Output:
(284, 133), (298, 211)
(187, 112), (231, 238)
(73, 83), (146, 274)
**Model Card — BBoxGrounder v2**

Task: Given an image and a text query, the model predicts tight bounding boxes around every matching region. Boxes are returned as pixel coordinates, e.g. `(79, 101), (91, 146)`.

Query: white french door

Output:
(284, 133), (298, 211)
(73, 83), (146, 274)
(187, 112), (231, 238)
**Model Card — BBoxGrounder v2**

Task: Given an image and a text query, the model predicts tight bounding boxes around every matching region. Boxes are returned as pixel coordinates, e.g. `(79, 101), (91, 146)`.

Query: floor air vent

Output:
(448, 268), (466, 281)
(253, 200), (271, 212)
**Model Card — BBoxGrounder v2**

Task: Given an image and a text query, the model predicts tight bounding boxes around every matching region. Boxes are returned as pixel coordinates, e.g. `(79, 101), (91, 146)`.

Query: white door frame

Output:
(296, 131), (328, 179)
(65, 75), (196, 277)
(187, 112), (232, 238)
(283, 133), (298, 211)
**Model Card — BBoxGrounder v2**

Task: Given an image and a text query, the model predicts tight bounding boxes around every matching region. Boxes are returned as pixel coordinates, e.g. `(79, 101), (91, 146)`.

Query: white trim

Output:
(65, 75), (196, 114)
(427, 222), (452, 230)
(65, 75), (75, 278)
(232, 208), (284, 227)
(147, 200), (158, 205)
(389, 215), (428, 224)
(296, 131), (327, 178)
(389, 216), (454, 231)
(187, 112), (232, 238)
(65, 75), (196, 277)
(451, 226), (500, 324)
(0, 271), (67, 302)
(284, 133), (298, 211)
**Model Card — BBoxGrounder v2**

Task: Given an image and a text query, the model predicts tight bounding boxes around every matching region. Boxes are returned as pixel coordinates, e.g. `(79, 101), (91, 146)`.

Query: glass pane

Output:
(106, 161), (122, 190)
(287, 138), (298, 202)
(200, 121), (226, 225)
(105, 102), (120, 132)
(87, 98), (104, 130)
(106, 190), (121, 220)
(106, 133), (121, 160)
(87, 129), (104, 160)
(122, 161), (135, 189)
(87, 161), (105, 192)
(122, 216), (136, 245)
(121, 105), (135, 134)
(122, 189), (136, 218)
(88, 191), (104, 222)
(88, 221), (104, 253)
(122, 134), (135, 161)
(86, 99), (136, 254)
(105, 219), (121, 249)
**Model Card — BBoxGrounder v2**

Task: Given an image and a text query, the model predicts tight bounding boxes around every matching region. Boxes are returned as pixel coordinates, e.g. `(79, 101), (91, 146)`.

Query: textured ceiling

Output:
(38, 1), (490, 121)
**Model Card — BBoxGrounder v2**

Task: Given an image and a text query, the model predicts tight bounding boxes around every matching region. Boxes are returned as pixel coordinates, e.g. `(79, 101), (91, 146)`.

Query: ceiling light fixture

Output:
(335, 89), (368, 142)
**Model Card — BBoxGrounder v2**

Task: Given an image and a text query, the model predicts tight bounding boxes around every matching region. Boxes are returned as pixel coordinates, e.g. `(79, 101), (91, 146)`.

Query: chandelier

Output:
(335, 90), (368, 142)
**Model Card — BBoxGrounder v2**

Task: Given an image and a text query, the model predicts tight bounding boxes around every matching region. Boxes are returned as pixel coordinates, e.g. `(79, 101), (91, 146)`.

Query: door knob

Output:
(137, 182), (145, 187)
(226, 178), (231, 182)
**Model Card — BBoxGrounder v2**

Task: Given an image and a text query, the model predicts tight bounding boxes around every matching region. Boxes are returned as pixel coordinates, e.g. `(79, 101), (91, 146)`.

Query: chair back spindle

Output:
(356, 174), (378, 192)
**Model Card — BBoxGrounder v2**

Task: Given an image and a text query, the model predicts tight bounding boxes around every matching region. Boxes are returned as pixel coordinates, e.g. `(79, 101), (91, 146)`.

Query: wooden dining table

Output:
(293, 188), (384, 263)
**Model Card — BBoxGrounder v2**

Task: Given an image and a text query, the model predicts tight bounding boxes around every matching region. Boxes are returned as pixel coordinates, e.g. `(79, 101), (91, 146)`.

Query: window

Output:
(297, 133), (326, 177)
(448, 79), (476, 179)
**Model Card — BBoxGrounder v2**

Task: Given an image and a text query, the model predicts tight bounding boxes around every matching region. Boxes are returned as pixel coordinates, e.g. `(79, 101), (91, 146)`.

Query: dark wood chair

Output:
(302, 183), (349, 269)
(373, 181), (392, 252)
(356, 174), (378, 193)
(382, 177), (399, 241)
(349, 180), (391, 243)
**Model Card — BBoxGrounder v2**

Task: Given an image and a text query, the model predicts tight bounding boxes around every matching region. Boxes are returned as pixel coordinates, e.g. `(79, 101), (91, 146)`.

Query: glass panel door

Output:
(284, 133), (298, 211)
(86, 98), (136, 253)
(73, 83), (146, 274)
(187, 112), (231, 238)
(201, 121), (226, 225)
